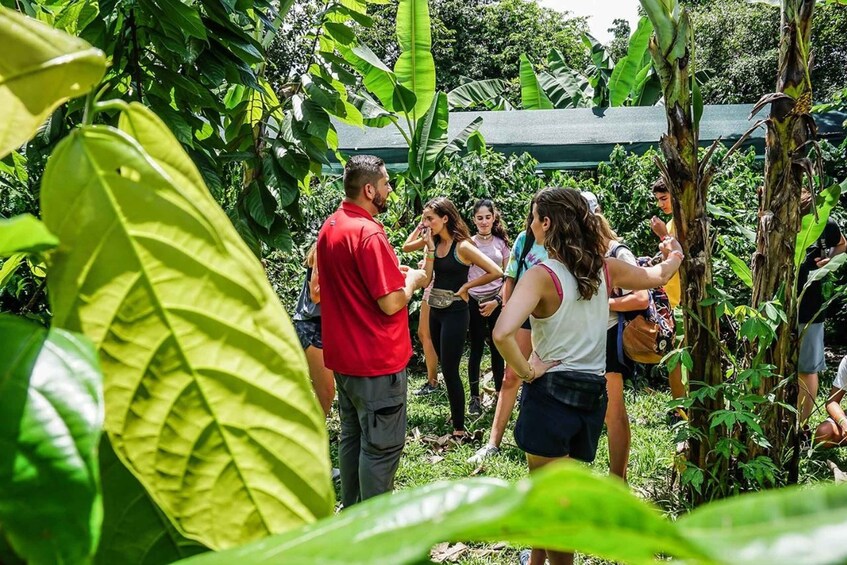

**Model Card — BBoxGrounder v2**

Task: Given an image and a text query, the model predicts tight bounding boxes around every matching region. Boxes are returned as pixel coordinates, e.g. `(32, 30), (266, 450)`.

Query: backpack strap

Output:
(515, 230), (535, 280)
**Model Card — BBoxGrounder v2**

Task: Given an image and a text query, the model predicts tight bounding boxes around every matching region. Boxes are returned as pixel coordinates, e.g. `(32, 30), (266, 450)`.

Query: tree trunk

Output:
(644, 4), (725, 504)
(750, 0), (815, 484)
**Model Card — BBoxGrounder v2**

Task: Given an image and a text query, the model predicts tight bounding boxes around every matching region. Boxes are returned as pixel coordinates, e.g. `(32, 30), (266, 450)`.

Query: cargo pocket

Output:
(366, 395), (407, 451)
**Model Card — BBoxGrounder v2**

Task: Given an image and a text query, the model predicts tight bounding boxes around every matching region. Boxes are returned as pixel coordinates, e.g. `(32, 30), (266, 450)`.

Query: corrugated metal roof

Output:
(328, 104), (846, 171)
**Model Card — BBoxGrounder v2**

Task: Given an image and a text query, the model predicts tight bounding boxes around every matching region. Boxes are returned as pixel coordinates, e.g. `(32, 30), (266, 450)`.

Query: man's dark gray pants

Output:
(334, 370), (407, 508)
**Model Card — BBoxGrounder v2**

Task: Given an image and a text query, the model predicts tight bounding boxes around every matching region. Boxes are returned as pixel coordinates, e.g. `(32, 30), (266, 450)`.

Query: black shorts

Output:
(605, 325), (632, 378)
(294, 319), (322, 350)
(514, 371), (608, 462)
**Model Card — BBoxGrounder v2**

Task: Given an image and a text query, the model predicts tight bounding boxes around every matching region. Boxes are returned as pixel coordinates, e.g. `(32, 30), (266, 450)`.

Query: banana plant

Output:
(638, 0), (724, 503)
(518, 21), (661, 110)
(340, 0), (484, 208)
(446, 78), (512, 111)
(747, 0), (839, 484)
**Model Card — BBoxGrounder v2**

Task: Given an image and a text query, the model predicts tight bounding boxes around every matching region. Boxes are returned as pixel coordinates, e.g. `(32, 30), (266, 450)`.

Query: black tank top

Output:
(434, 239), (470, 294)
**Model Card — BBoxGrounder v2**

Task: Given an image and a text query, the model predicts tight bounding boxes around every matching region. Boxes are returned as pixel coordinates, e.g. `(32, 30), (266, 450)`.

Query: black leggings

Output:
(430, 305), (470, 431)
(468, 296), (504, 396)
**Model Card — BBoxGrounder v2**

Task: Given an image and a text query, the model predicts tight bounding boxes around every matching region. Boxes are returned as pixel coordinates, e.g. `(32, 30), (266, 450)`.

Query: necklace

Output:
(477, 233), (493, 241)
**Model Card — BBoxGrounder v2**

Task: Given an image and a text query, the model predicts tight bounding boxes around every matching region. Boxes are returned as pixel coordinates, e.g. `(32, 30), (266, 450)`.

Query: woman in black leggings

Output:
(420, 197), (503, 440)
(467, 199), (510, 415)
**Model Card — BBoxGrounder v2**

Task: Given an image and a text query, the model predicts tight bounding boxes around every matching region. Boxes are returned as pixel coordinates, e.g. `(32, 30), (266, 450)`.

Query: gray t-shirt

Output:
(606, 241), (637, 330)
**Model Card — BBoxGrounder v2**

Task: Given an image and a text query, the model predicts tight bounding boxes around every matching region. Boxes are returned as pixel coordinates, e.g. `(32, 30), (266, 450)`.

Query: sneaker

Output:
(519, 549), (531, 565)
(468, 395), (482, 415)
(414, 382), (439, 396)
(467, 444), (499, 465)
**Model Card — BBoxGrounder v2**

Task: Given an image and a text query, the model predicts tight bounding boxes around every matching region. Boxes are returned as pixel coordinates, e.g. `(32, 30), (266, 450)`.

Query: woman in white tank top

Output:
(492, 187), (683, 565)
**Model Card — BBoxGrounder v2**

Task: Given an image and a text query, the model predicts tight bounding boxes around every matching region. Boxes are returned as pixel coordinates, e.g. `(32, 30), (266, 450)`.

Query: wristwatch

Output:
(494, 295), (503, 305)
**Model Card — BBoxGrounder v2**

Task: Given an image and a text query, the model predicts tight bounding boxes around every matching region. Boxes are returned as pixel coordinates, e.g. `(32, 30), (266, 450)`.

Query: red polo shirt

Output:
(316, 201), (411, 376)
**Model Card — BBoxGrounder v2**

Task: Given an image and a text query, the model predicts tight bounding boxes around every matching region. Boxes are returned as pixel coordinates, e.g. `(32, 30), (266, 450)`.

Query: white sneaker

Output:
(467, 444), (499, 464)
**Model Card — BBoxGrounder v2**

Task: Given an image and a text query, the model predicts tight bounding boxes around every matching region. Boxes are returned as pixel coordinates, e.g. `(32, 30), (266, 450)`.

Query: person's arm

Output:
(456, 241), (504, 301)
(816, 231), (847, 268)
(420, 228), (436, 287)
(825, 387), (847, 439)
(492, 268), (558, 381)
(402, 220), (427, 253)
(607, 237), (683, 291)
(309, 264), (320, 304)
(377, 267), (427, 315)
(479, 253), (511, 317)
(609, 290), (648, 312)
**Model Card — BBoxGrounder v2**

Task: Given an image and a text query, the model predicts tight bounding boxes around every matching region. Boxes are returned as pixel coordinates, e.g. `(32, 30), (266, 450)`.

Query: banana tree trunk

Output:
(642, 1), (724, 504)
(750, 0), (815, 484)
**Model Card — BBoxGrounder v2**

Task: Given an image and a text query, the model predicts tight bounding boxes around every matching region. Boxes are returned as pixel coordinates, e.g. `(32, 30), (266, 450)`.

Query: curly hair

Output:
(424, 197), (472, 245)
(534, 187), (606, 301)
(472, 198), (511, 246)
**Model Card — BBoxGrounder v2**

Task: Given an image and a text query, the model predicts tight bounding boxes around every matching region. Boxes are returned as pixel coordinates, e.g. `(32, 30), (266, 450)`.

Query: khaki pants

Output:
(334, 370), (407, 508)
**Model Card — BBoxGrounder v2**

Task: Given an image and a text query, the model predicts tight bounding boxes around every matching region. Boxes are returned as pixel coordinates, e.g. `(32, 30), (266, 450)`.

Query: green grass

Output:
(326, 351), (847, 564)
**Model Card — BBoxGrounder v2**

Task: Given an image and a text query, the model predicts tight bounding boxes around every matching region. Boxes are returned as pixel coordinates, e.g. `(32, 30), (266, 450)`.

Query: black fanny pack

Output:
(532, 370), (607, 411)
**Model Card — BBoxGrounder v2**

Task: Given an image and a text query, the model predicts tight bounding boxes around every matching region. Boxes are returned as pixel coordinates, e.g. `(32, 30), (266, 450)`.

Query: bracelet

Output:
(838, 417), (847, 427)
(494, 295), (503, 305)
(521, 364), (535, 381)
(425, 256), (434, 262)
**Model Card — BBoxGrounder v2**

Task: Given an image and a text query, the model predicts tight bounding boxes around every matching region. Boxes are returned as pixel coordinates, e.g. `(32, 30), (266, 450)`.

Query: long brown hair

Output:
(534, 187), (606, 300)
(425, 197), (471, 245)
(472, 198), (511, 246)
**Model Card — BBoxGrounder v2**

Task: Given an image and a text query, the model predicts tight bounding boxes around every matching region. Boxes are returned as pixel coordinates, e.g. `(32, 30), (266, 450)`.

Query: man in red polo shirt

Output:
(317, 155), (427, 507)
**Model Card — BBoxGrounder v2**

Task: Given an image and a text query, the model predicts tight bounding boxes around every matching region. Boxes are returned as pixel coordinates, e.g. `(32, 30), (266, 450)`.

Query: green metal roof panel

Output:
(328, 104), (846, 172)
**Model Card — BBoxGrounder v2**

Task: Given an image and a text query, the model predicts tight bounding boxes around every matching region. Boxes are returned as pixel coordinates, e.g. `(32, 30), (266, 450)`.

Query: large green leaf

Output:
(177, 463), (701, 565)
(519, 54), (553, 110)
(40, 104), (334, 550)
(0, 213), (59, 257)
(794, 181), (844, 267)
(410, 91), (448, 183)
(340, 43), (398, 111)
(446, 79), (507, 109)
(608, 16), (653, 106)
(679, 481), (847, 564)
(0, 7), (106, 159)
(442, 116), (484, 160)
(393, 0), (436, 119)
(96, 437), (208, 564)
(719, 245), (753, 289)
(538, 70), (591, 109)
(0, 314), (103, 565)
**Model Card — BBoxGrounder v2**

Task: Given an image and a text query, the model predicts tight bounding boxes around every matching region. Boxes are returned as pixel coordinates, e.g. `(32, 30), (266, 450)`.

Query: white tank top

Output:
(530, 259), (608, 375)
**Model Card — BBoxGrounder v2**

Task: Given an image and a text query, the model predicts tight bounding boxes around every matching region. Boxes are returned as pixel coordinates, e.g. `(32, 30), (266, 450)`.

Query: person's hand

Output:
(404, 267), (427, 289)
(659, 235), (683, 260)
(479, 300), (498, 317)
(651, 216), (669, 239)
(456, 285), (470, 302)
(525, 351), (560, 383)
(815, 256), (831, 269)
(417, 259), (425, 269)
(399, 264), (410, 274)
(422, 227), (435, 250)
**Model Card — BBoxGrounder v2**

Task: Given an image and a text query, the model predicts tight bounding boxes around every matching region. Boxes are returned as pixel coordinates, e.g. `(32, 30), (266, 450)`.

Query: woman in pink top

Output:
(467, 199), (510, 415)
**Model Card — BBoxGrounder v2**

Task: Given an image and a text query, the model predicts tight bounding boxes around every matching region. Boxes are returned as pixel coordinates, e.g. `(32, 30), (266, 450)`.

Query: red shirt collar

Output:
(341, 200), (383, 227)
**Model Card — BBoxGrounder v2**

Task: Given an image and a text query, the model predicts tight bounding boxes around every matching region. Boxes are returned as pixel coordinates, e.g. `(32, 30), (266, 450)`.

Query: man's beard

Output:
(373, 191), (388, 213)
